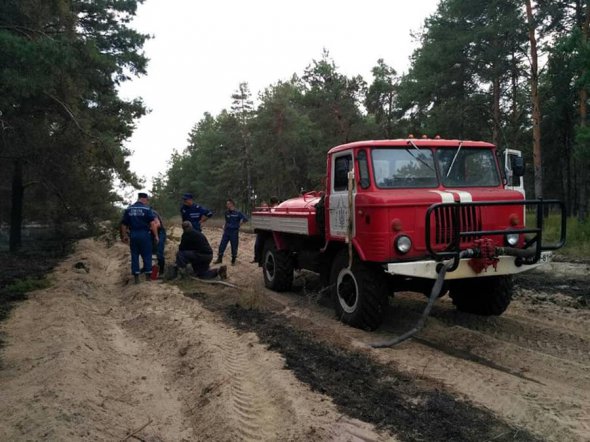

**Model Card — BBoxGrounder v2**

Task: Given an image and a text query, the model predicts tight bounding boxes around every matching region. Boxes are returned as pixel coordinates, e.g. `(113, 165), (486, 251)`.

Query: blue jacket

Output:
(224, 209), (248, 230)
(180, 203), (213, 231)
(122, 202), (155, 233)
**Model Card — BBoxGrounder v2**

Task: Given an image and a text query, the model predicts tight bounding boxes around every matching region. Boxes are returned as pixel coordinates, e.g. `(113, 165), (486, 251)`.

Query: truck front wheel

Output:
(330, 250), (389, 330)
(262, 239), (294, 292)
(449, 275), (513, 315)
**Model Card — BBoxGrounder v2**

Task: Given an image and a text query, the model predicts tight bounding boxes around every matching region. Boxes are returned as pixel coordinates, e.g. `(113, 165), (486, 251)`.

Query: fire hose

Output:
(371, 244), (540, 348)
(371, 257), (455, 348)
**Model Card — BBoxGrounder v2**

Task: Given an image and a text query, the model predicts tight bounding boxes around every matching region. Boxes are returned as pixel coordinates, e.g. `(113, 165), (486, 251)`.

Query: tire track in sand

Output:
(218, 335), (269, 441)
(368, 295), (590, 441)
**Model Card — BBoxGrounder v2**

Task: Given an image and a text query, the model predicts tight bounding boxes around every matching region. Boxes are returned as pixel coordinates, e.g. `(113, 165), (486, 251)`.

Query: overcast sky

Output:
(118, 0), (440, 190)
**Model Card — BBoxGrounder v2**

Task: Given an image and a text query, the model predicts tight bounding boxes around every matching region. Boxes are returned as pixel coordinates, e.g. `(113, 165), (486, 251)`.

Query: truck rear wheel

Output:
(449, 276), (513, 315)
(262, 239), (293, 292)
(330, 250), (389, 330)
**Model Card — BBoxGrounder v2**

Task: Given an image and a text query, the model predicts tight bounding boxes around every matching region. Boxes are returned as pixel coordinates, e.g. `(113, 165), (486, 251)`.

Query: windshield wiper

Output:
(446, 141), (463, 177)
(406, 139), (435, 172)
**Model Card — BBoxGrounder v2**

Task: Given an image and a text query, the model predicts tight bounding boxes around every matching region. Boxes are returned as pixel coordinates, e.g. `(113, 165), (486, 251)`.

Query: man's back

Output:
(122, 201), (154, 232)
(179, 229), (212, 255)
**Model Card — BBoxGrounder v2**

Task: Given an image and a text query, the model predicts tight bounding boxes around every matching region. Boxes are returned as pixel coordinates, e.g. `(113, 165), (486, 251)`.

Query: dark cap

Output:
(181, 221), (192, 230)
(138, 192), (149, 199)
(182, 193), (193, 200)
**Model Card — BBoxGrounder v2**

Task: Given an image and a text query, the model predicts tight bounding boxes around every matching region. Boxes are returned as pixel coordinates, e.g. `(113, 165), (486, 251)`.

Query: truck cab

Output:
(252, 139), (565, 330)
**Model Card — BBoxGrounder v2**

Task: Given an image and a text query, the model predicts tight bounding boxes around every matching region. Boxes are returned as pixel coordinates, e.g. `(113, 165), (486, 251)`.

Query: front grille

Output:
(434, 205), (482, 245)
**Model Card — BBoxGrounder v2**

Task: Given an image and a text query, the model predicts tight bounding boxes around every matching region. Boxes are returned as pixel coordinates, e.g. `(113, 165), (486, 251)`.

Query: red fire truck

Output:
(251, 138), (565, 332)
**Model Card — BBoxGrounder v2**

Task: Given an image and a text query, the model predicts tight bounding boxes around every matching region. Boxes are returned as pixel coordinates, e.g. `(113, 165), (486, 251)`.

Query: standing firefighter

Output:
(180, 193), (213, 232)
(215, 198), (248, 265)
(120, 192), (159, 284)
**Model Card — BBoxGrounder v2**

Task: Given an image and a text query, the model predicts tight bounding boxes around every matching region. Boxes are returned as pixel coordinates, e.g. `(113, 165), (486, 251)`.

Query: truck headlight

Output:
(395, 235), (412, 254)
(505, 232), (519, 246)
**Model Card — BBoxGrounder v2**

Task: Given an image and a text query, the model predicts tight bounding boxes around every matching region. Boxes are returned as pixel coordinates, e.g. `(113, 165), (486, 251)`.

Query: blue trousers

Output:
(130, 231), (152, 275)
(218, 229), (239, 259)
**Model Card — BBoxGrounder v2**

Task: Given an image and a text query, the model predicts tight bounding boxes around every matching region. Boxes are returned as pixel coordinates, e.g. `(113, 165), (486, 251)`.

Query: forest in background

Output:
(152, 0), (590, 227)
(0, 0), (148, 251)
(1, 0), (590, 253)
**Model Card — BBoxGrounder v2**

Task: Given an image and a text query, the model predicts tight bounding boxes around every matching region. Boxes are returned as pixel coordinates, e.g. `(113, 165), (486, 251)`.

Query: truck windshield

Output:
(437, 148), (500, 187)
(372, 148), (437, 188)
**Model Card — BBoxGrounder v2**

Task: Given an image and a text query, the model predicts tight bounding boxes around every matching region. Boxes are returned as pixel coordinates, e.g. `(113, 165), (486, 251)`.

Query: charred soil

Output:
(190, 290), (539, 442)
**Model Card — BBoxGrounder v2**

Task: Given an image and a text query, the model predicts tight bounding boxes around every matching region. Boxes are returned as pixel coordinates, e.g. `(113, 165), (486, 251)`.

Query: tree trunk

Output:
(511, 51), (520, 147)
(492, 75), (501, 148)
(525, 0), (543, 199)
(565, 134), (572, 216)
(9, 158), (24, 252)
(577, 2), (590, 220)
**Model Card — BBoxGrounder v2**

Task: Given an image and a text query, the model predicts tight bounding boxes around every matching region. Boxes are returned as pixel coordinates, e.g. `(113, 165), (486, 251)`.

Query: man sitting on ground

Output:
(176, 221), (227, 279)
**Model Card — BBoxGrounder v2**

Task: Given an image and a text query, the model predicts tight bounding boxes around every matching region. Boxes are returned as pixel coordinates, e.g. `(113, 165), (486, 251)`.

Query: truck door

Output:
(504, 149), (525, 197)
(328, 151), (355, 239)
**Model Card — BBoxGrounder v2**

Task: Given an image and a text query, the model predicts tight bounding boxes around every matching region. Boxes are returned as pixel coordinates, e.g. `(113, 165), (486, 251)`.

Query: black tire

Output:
(449, 276), (513, 315)
(262, 239), (294, 292)
(330, 250), (389, 331)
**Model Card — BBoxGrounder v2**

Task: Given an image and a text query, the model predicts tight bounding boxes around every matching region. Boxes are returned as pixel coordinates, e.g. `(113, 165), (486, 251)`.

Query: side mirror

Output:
(511, 156), (525, 177)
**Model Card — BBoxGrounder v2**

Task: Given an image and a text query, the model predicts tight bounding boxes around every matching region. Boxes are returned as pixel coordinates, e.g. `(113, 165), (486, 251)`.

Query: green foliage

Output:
(0, 0), (149, 242)
(397, 0), (526, 142)
(151, 0), (590, 232)
(528, 212), (590, 259)
(561, 217), (590, 258)
(0, 276), (51, 325)
(3, 277), (51, 297)
(365, 59), (400, 138)
(154, 53), (379, 213)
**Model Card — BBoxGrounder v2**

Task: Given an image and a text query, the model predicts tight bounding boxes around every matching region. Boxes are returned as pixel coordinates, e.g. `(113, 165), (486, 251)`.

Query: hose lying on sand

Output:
(371, 259), (453, 348)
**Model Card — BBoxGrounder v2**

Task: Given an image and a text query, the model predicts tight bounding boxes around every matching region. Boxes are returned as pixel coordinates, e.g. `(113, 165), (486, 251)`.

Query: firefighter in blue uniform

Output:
(215, 198), (248, 265)
(120, 192), (159, 284)
(180, 193), (213, 232)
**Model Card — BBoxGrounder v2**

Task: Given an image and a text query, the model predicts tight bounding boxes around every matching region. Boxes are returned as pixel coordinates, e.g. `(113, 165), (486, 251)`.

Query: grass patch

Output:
(0, 277), (51, 323)
(0, 248), (63, 359)
(527, 211), (590, 260)
(4, 277), (51, 297)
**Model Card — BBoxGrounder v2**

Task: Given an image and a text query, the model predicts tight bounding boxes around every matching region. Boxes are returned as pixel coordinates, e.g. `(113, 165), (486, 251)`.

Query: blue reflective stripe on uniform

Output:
(181, 203), (212, 230)
(122, 202), (155, 232)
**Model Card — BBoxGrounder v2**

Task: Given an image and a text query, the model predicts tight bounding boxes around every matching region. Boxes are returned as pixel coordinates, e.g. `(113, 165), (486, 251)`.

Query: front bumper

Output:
(384, 251), (553, 280)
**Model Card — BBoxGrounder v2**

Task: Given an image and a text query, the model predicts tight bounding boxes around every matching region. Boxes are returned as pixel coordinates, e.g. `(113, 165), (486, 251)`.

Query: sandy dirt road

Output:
(1, 226), (589, 441)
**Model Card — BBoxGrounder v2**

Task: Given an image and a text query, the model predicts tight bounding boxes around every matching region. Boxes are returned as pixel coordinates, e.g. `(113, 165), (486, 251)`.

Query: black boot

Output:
(218, 265), (228, 280)
(231, 257), (236, 266)
(134, 274), (140, 284)
(214, 256), (222, 264)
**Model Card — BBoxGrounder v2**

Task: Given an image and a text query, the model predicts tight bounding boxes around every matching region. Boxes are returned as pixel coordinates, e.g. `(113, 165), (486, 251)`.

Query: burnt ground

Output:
(187, 290), (540, 442)
(0, 254), (58, 317)
(0, 244), (70, 343)
(514, 272), (590, 302)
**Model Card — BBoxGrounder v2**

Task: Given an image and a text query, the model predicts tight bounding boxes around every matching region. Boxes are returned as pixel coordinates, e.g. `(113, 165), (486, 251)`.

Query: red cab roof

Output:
(327, 139), (495, 155)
